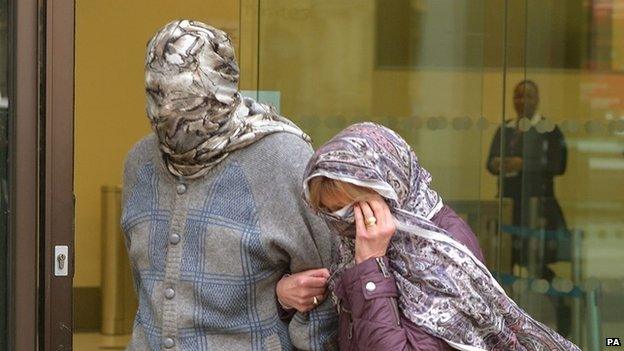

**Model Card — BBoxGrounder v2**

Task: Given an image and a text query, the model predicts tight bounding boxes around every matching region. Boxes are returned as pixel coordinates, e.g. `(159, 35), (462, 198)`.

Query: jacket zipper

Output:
(390, 298), (401, 326)
(348, 317), (354, 339)
(343, 305), (354, 340)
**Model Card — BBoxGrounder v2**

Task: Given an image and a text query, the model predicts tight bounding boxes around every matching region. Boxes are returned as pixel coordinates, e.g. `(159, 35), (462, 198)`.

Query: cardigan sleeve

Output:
(242, 132), (339, 350)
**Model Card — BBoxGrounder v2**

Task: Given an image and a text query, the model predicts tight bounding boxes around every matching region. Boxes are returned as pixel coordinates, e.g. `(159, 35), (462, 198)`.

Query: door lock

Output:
(57, 253), (66, 270)
(54, 245), (69, 276)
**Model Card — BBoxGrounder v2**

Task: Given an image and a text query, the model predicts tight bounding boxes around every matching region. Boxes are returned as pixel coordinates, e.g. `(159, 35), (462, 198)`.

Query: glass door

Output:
(58, 0), (624, 350)
(254, 1), (624, 350)
(503, 1), (624, 349)
(255, 0), (508, 280)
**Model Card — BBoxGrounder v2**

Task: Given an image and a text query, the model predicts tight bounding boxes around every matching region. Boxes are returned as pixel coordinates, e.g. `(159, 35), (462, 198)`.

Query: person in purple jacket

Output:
(278, 122), (580, 351)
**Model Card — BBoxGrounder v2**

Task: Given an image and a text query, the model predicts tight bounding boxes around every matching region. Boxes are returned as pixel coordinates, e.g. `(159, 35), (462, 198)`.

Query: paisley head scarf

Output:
(303, 122), (579, 351)
(145, 20), (310, 179)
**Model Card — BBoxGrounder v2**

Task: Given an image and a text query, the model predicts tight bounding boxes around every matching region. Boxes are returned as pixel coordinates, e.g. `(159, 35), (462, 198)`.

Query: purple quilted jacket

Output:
(333, 205), (485, 350)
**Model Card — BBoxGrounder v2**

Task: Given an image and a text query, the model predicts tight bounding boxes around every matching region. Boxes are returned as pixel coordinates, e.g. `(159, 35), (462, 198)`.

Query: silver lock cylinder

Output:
(54, 245), (69, 277)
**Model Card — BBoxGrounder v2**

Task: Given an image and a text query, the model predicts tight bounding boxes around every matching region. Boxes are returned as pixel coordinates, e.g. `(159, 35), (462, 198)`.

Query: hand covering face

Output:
(303, 122), (580, 351)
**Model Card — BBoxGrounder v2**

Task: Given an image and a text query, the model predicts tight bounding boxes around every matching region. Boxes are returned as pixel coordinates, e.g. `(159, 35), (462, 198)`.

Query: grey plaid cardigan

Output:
(121, 132), (337, 350)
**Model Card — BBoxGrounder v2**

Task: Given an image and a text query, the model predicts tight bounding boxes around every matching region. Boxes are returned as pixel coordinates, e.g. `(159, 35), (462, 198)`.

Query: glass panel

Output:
(258, 0), (624, 348)
(496, 0), (624, 348)
(0, 0), (8, 348)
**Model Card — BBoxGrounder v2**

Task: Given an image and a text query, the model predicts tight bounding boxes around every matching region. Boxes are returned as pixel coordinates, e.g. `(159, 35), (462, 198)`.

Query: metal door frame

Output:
(9, 0), (75, 349)
(10, 0), (40, 349)
(41, 0), (75, 349)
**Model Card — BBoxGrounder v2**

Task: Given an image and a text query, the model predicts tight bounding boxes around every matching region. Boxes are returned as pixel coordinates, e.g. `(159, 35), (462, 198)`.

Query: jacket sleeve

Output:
(335, 257), (452, 351)
(284, 180), (339, 351)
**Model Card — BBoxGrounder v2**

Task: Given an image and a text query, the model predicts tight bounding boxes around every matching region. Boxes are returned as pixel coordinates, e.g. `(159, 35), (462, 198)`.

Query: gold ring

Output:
(313, 296), (319, 305)
(365, 216), (377, 227)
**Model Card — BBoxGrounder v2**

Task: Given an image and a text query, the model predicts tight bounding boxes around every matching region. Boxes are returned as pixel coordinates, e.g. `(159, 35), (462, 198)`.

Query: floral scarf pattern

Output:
(303, 122), (580, 351)
(145, 20), (310, 179)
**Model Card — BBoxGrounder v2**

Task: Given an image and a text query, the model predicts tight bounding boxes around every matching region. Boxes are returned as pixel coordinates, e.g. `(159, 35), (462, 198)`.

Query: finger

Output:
(299, 276), (328, 288)
(370, 197), (393, 230)
(361, 201), (381, 234)
(306, 268), (330, 278)
(310, 294), (327, 305)
(318, 293), (328, 303)
(359, 201), (375, 225)
(381, 200), (395, 228)
(302, 288), (327, 298)
(353, 205), (368, 236)
(307, 294), (326, 306)
(367, 198), (394, 235)
(367, 196), (386, 216)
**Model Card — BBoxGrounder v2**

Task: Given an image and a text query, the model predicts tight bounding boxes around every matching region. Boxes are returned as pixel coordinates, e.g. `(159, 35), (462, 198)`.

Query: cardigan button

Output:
(164, 288), (175, 299)
(365, 282), (376, 292)
(169, 234), (180, 245)
(176, 183), (187, 194)
(163, 337), (175, 348)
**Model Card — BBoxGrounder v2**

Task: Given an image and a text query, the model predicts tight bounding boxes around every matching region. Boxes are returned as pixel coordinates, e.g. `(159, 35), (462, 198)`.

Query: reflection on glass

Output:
(500, 1), (624, 349)
(487, 80), (571, 337)
(256, 0), (623, 349)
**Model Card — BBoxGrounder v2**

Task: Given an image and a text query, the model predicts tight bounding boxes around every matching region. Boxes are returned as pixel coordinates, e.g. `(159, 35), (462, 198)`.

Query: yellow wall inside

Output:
(74, 0), (240, 287)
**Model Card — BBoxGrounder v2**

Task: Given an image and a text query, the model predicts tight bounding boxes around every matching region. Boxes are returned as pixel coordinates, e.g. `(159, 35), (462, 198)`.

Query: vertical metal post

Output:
(571, 229), (582, 344)
(527, 197), (544, 277)
(586, 286), (602, 351)
(42, 0), (75, 348)
(10, 0), (39, 348)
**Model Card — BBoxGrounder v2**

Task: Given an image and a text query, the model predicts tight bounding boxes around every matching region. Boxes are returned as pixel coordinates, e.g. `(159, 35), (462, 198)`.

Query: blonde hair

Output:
(308, 176), (376, 211)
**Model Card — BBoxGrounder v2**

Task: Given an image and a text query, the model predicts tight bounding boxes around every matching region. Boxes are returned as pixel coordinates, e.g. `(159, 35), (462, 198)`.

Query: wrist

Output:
(276, 273), (294, 310)
(277, 296), (294, 310)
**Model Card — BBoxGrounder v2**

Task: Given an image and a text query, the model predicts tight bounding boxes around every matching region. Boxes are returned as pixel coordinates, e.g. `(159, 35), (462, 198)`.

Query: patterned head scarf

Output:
(145, 20), (310, 179)
(303, 123), (579, 351)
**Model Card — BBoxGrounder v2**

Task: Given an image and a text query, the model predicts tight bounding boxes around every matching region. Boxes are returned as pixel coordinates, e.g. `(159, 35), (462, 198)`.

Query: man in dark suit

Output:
(487, 80), (571, 336)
